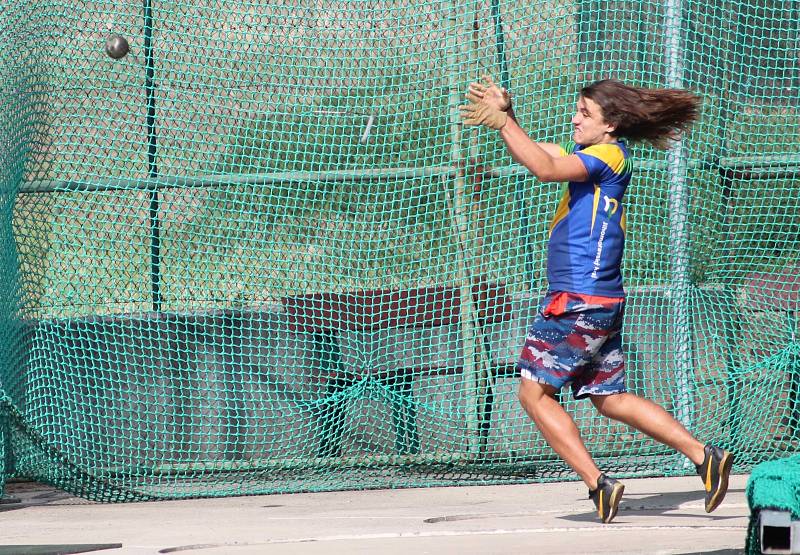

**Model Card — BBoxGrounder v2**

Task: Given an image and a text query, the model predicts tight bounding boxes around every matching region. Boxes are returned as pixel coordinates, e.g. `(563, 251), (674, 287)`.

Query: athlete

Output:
(461, 76), (733, 524)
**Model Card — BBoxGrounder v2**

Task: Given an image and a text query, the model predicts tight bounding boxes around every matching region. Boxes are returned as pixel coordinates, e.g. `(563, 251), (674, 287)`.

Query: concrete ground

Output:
(0, 474), (750, 554)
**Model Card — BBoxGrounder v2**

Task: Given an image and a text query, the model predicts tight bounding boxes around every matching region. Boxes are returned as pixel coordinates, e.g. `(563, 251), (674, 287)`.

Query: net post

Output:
(143, 0), (162, 313)
(445, 0), (489, 454)
(0, 395), (14, 502)
(0, 401), (5, 498)
(665, 0), (695, 467)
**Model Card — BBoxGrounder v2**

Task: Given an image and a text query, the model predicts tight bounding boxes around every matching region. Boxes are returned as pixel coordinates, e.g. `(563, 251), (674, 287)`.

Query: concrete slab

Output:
(0, 475), (749, 554)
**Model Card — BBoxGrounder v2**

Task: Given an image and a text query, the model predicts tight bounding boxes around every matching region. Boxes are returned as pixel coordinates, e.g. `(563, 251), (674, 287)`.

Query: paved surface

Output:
(0, 474), (750, 554)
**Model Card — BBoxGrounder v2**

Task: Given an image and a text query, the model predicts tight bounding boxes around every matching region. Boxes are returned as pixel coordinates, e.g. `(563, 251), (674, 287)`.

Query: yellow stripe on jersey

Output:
(580, 144), (627, 175)
(591, 184), (600, 233)
(547, 143), (575, 236)
(548, 187), (571, 236)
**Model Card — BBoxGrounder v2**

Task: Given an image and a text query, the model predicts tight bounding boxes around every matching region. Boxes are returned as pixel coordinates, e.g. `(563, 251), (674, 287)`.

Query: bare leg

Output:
(591, 392), (706, 465)
(518, 377), (602, 489)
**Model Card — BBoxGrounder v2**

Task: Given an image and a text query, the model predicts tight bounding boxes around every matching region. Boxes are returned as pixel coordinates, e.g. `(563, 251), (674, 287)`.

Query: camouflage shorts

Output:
(517, 291), (627, 400)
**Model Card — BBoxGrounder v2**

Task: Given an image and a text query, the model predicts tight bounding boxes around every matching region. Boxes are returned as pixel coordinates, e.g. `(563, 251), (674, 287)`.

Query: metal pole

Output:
(789, 312), (798, 435)
(0, 405), (6, 499)
(664, 0), (694, 453)
(489, 0), (534, 287)
(446, 0), (486, 454)
(143, 0), (161, 313)
(489, 0), (509, 87)
(19, 157), (800, 194)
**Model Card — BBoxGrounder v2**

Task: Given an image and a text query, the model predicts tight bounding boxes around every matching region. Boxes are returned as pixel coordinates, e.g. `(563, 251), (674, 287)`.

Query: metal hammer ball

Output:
(105, 34), (130, 59)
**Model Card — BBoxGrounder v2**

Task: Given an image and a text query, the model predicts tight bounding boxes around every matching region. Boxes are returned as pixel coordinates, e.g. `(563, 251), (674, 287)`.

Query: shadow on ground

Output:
(559, 488), (747, 523)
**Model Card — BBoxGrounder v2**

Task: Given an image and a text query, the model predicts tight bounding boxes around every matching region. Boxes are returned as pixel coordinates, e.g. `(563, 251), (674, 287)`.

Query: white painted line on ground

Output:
(265, 525), (746, 543)
(158, 524), (747, 552)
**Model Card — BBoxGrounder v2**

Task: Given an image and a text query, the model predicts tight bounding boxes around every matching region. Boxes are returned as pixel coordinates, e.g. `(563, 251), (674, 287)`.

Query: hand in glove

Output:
(466, 75), (512, 113)
(460, 99), (508, 130)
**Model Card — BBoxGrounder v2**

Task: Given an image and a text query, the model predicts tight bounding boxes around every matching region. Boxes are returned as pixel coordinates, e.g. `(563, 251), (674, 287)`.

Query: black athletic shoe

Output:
(589, 473), (625, 523)
(696, 444), (734, 513)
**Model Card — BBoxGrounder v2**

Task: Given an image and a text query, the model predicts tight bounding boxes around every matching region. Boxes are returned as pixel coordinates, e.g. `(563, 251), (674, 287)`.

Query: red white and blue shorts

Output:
(517, 291), (627, 400)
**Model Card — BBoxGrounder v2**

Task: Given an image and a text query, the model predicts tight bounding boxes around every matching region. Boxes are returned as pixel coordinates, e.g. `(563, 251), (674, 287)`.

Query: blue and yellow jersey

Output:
(546, 141), (632, 297)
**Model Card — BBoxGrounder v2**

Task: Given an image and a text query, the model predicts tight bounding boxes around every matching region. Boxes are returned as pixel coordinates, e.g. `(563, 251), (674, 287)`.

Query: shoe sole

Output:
(706, 451), (733, 513)
(602, 483), (625, 523)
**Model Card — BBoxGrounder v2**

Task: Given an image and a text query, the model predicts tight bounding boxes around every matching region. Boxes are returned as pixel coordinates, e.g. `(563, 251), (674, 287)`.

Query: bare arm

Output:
(465, 78), (588, 183)
(537, 142), (568, 158)
(499, 114), (588, 183)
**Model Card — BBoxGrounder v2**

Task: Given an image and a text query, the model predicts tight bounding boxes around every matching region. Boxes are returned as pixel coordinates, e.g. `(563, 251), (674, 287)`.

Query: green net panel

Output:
(746, 455), (800, 554)
(0, 0), (798, 501)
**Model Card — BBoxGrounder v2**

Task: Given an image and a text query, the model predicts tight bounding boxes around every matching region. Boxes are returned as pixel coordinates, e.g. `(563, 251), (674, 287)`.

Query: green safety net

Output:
(0, 0), (798, 501)
(746, 455), (800, 554)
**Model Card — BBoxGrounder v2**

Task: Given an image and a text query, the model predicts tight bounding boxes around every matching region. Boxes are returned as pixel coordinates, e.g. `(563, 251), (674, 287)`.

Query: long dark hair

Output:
(580, 79), (701, 149)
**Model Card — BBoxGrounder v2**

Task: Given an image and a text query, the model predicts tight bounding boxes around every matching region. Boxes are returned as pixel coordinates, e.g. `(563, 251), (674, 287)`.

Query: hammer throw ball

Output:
(105, 34), (130, 59)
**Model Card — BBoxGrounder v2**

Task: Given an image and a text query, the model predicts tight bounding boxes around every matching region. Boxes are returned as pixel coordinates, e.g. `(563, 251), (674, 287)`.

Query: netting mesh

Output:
(0, 0), (798, 501)
(746, 455), (800, 554)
